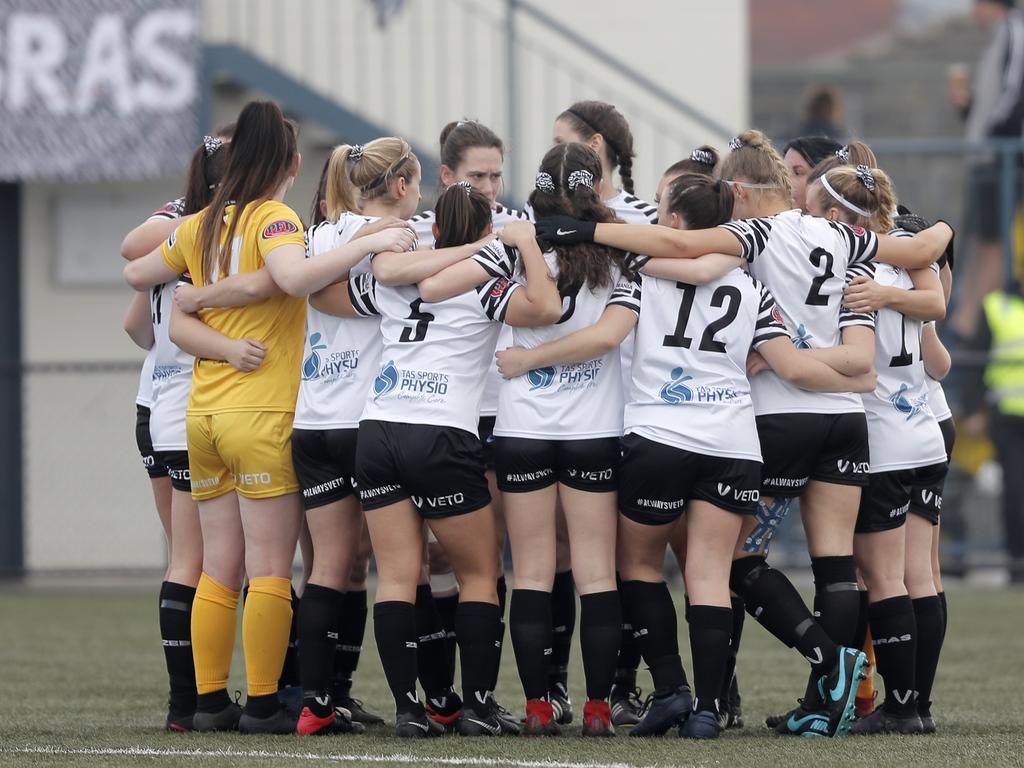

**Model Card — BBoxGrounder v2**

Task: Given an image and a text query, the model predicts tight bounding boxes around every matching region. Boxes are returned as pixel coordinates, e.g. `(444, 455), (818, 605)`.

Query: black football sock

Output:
(434, 592), (459, 677)
(620, 580), (687, 695)
(720, 595), (745, 703)
(938, 591), (948, 641)
(912, 596), (944, 716)
(159, 581), (197, 716)
(414, 584), (454, 701)
(456, 601), (501, 710)
(277, 587), (301, 690)
(853, 589), (871, 650)
(613, 574), (641, 694)
(811, 556), (860, 646)
(509, 589), (552, 700)
(869, 595), (918, 716)
(730, 556), (838, 677)
(489, 575), (507, 693)
(687, 604), (733, 714)
(549, 570), (576, 693)
(297, 583), (343, 717)
(373, 601), (420, 714)
(332, 588), (366, 701)
(579, 591), (621, 701)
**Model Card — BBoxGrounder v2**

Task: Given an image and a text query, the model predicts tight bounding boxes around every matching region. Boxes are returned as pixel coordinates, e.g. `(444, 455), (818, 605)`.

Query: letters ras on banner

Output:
(0, 0), (199, 182)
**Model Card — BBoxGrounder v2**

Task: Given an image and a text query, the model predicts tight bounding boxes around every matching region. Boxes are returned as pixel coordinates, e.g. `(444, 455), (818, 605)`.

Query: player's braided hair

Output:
(558, 101), (637, 195)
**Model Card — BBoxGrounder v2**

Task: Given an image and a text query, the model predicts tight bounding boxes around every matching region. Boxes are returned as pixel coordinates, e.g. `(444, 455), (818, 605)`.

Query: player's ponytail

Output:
(719, 129), (793, 204)
(807, 140), (877, 187)
(529, 142), (622, 291)
(662, 145), (721, 179)
(183, 123), (234, 215)
(558, 101), (636, 195)
(812, 165), (896, 234)
(198, 100), (298, 284)
(326, 137), (419, 222)
(663, 173), (735, 230)
(325, 144), (362, 220)
(434, 181), (492, 248)
(309, 153), (333, 226)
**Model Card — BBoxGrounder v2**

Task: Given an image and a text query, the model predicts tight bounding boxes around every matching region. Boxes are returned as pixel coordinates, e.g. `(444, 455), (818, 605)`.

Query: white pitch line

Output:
(5, 745), (696, 768)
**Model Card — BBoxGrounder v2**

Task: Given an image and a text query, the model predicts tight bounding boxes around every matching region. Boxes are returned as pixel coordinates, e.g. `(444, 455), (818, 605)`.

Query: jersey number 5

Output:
(663, 283), (741, 353)
(399, 298), (435, 343)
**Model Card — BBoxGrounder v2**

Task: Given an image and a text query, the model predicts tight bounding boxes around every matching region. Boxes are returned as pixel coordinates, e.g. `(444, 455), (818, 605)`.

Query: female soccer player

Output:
(501, 172), (876, 739)
(315, 181), (561, 737)
(121, 129), (234, 732)
(654, 146), (721, 204)
(782, 136), (842, 211)
(535, 130), (953, 736)
(124, 100), (416, 734)
(807, 170), (948, 734)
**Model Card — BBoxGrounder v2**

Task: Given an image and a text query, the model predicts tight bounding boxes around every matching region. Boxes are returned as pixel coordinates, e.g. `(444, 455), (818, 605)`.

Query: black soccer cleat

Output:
(337, 696), (386, 727)
(723, 674), (743, 729)
(457, 704), (504, 737)
(609, 684), (643, 727)
(548, 682), (574, 725)
(395, 708), (445, 738)
(492, 699), (522, 735)
(765, 701), (802, 730)
(192, 702), (242, 732)
(164, 710), (194, 733)
(849, 707), (924, 735)
(239, 703), (297, 735)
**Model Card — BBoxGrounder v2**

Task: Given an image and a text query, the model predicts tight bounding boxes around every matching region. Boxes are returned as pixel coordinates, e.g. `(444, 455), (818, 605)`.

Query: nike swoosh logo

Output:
(787, 713), (828, 731)
(829, 654), (850, 702)
(467, 717), (500, 735)
(408, 720), (429, 732)
(556, 228), (577, 236)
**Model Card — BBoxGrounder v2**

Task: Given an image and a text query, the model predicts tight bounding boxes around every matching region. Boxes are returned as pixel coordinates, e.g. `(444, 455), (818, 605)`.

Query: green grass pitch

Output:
(1, 585), (1022, 767)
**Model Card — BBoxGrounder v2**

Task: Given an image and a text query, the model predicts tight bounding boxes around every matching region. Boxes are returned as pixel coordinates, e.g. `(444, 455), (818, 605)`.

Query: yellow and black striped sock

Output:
(191, 573), (239, 700)
(243, 576), (294, 699)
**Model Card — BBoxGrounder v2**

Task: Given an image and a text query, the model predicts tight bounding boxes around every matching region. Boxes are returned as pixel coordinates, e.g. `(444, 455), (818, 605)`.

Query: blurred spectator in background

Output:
(963, 275), (1024, 583)
(948, 0), (1024, 340)
(786, 84), (849, 142)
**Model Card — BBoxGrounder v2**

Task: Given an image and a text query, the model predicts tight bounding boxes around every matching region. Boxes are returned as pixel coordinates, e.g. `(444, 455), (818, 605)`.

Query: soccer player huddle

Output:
(121, 99), (956, 741)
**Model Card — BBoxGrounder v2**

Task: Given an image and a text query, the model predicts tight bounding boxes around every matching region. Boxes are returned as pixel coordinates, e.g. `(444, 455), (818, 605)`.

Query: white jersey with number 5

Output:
(721, 210), (878, 415)
(623, 269), (789, 461)
(356, 240), (521, 434)
(494, 252), (639, 440)
(862, 262), (946, 471)
(294, 213), (381, 430)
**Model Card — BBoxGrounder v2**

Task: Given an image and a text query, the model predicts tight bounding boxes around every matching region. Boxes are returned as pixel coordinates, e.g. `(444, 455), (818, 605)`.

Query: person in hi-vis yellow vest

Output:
(963, 282), (1024, 583)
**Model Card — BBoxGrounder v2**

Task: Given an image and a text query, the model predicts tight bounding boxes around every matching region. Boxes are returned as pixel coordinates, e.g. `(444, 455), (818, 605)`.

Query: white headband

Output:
(820, 174), (870, 217)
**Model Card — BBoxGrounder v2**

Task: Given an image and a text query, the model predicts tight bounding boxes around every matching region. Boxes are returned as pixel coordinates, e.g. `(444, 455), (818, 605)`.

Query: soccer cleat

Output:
(548, 681), (574, 725)
(492, 699), (522, 735)
(679, 709), (720, 740)
(849, 707), (924, 735)
(774, 707), (833, 737)
(582, 699), (615, 737)
(609, 685), (643, 727)
(723, 674), (744, 729)
(630, 686), (691, 737)
(164, 710), (194, 733)
(921, 715), (937, 734)
(239, 703), (297, 735)
(855, 689), (878, 719)
(395, 708), (445, 738)
(296, 706), (366, 736)
(817, 646), (869, 737)
(457, 704), (504, 737)
(522, 698), (560, 736)
(425, 691), (463, 733)
(277, 684), (304, 717)
(765, 701), (801, 730)
(336, 696), (385, 726)
(192, 702), (242, 732)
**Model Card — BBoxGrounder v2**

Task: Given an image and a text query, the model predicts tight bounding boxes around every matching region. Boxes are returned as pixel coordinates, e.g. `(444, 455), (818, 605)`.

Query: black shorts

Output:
(478, 416), (497, 471)
(155, 450), (191, 493)
(966, 161), (1020, 241)
(939, 417), (956, 462)
(292, 428), (359, 510)
(856, 469), (914, 533)
(757, 412), (870, 497)
(909, 462), (948, 526)
(135, 404), (167, 479)
(355, 420), (491, 519)
(618, 433), (761, 525)
(494, 436), (619, 493)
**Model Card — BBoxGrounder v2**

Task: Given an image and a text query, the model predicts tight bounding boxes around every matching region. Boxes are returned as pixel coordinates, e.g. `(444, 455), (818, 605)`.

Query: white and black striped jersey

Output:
(355, 239), (521, 435)
(149, 278), (194, 451)
(623, 269), (789, 462)
(721, 209), (878, 416)
(861, 262), (946, 471)
(294, 213), (382, 430)
(134, 198), (183, 407)
(927, 376), (952, 422)
(605, 190), (658, 395)
(410, 203), (530, 417)
(494, 252), (639, 440)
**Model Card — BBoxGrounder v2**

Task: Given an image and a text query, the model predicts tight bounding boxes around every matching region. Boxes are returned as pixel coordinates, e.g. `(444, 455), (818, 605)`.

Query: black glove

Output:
(534, 215), (596, 246)
(936, 219), (955, 273)
(893, 212), (932, 235)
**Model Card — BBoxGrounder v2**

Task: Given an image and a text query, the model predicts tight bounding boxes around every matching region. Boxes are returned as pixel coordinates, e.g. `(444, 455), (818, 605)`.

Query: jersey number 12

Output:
(663, 283), (741, 353)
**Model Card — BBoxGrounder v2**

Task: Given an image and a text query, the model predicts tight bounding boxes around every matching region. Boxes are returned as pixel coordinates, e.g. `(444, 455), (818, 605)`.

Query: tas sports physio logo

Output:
(373, 360), (450, 403)
(888, 383), (929, 420)
(659, 367), (740, 404)
(301, 332), (359, 382)
(792, 323), (813, 349)
(525, 360), (602, 394)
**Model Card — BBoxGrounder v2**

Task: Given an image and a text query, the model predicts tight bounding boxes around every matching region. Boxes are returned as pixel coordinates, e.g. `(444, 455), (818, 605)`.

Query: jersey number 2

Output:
(663, 283), (741, 353)
(399, 299), (435, 343)
(805, 247), (834, 306)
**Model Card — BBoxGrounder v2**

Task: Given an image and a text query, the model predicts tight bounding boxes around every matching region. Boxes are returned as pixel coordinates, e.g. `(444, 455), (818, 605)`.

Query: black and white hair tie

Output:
(567, 169), (594, 191)
(836, 146), (851, 163)
(729, 136), (744, 151)
(855, 164), (876, 192)
(455, 180), (474, 194)
(349, 144), (364, 163)
(690, 148), (715, 166)
(203, 135), (223, 156)
(535, 172), (556, 194)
